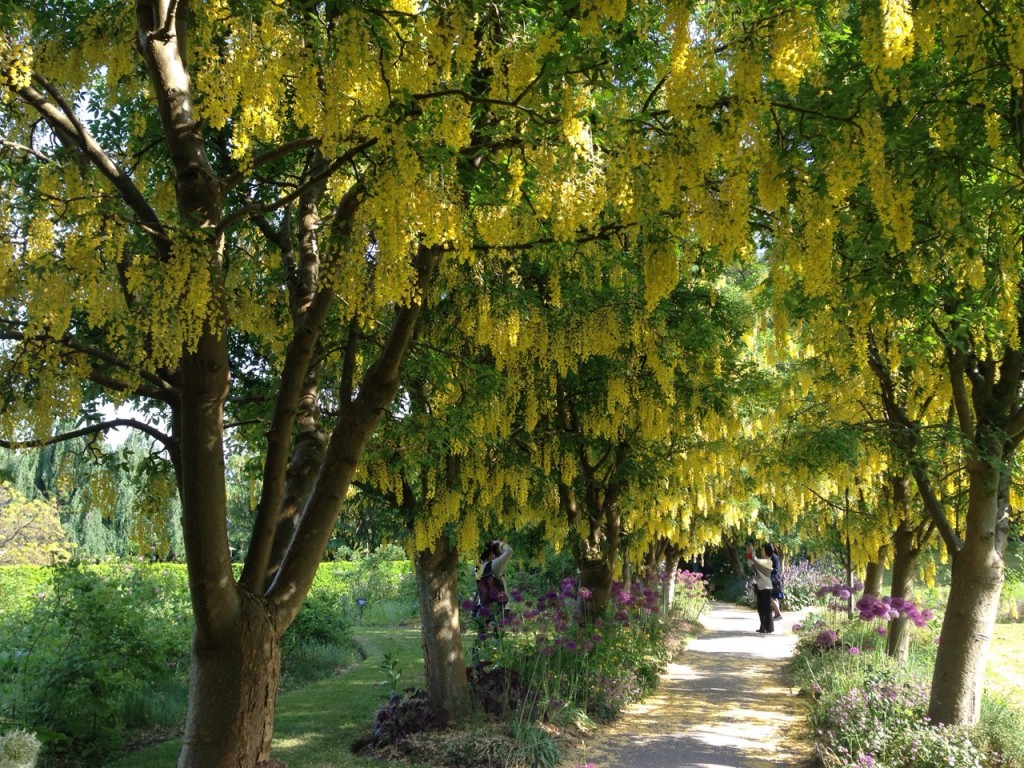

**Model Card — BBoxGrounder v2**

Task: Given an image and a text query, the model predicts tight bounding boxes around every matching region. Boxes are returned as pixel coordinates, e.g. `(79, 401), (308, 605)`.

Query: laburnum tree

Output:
(753, 0), (1024, 726)
(0, 0), (711, 764)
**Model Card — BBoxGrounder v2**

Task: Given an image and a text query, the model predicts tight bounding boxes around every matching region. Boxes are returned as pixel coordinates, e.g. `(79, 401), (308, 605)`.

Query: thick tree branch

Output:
(268, 242), (441, 624)
(221, 136), (323, 191)
(946, 345), (977, 439)
(13, 81), (169, 251)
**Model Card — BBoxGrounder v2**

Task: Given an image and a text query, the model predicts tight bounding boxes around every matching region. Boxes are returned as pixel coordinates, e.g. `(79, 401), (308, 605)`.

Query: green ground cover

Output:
(105, 628), (428, 768)
(791, 591), (1024, 768)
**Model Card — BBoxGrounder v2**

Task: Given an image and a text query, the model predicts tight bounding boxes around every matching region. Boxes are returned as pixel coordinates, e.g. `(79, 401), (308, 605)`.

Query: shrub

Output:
(509, 720), (560, 768)
(740, 557), (845, 610)
(0, 561), (192, 760)
(791, 581), (1020, 768)
(369, 689), (439, 747)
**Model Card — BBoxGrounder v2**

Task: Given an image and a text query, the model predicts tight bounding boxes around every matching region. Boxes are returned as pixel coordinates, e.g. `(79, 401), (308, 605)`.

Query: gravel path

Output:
(583, 601), (816, 768)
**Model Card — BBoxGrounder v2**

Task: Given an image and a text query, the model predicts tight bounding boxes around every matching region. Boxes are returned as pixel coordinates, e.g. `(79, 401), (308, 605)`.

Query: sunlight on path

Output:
(585, 601), (815, 768)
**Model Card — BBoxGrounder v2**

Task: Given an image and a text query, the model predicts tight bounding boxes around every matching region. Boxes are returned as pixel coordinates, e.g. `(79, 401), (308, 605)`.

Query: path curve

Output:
(584, 601), (815, 768)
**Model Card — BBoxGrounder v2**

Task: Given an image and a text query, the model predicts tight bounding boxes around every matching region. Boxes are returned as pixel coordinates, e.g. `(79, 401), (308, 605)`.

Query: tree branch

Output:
(0, 418), (175, 454)
(13, 81), (169, 252)
(221, 136), (323, 191)
(217, 139), (376, 234)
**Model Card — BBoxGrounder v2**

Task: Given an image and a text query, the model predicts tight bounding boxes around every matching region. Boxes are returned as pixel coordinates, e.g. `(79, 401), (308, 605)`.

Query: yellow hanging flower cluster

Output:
(769, 10), (820, 96)
(880, 0), (915, 69)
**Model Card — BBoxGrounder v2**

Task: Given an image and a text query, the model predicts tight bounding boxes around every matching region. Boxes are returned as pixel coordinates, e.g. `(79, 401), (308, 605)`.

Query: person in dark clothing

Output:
(473, 539), (513, 617)
(747, 542), (775, 634)
(768, 544), (784, 619)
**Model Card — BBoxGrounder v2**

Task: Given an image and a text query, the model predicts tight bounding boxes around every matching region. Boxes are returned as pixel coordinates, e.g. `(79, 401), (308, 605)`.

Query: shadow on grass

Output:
(105, 628), (427, 768)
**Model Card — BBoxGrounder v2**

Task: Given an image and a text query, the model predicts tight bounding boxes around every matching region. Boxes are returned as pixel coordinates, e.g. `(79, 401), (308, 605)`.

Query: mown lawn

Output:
(105, 628), (429, 768)
(986, 622), (1024, 701)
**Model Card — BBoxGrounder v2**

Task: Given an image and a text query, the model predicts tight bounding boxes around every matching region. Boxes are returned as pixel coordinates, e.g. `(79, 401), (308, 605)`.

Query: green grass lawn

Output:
(986, 622), (1024, 701)
(105, 628), (430, 768)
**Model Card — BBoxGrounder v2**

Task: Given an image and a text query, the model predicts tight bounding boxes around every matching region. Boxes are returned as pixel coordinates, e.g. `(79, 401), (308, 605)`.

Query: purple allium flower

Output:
(565, 640), (578, 652)
(792, 622), (802, 631)
(461, 598), (476, 611)
(875, 626), (887, 636)
(848, 646), (860, 656)
(579, 587), (593, 599)
(815, 629), (840, 649)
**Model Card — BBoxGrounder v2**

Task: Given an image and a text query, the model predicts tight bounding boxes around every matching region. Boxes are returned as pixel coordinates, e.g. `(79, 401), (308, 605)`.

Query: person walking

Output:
(747, 543), (775, 634)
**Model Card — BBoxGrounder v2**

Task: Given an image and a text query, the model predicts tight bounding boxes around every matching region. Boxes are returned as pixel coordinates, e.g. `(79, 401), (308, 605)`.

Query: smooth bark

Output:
(415, 535), (470, 721)
(928, 459), (1008, 725)
(885, 521), (918, 662)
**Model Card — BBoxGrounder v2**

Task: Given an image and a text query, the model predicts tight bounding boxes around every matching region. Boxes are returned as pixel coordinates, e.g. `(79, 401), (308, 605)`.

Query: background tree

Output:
(0, 483), (71, 564)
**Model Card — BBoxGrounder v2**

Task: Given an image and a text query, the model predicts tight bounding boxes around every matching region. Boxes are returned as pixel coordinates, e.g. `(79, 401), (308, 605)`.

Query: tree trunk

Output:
(886, 523), (917, 662)
(724, 539), (744, 577)
(863, 545), (887, 596)
(928, 460), (1007, 725)
(415, 535), (470, 723)
(578, 557), (613, 615)
(178, 591), (281, 768)
(664, 551), (681, 610)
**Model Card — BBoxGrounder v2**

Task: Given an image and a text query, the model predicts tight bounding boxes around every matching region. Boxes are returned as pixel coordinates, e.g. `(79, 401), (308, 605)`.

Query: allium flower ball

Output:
(461, 599), (476, 612)
(0, 729), (42, 768)
(848, 646), (860, 656)
(814, 629), (840, 649)
(875, 626), (887, 636)
(579, 587), (593, 600)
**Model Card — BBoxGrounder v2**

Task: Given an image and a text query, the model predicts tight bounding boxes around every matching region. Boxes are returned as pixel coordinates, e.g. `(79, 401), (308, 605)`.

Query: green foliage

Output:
(0, 560), (365, 764)
(0, 562), (192, 761)
(975, 696), (1024, 768)
(508, 721), (560, 768)
(466, 577), (691, 725)
(329, 547), (418, 627)
(0, 485), (71, 566)
(379, 652), (403, 696)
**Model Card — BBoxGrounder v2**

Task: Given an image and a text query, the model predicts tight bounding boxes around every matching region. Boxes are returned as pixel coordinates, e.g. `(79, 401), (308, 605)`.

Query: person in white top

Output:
(746, 542), (775, 634)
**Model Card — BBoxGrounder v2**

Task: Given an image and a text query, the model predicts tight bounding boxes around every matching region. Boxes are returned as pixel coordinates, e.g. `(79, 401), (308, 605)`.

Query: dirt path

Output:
(584, 601), (815, 768)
